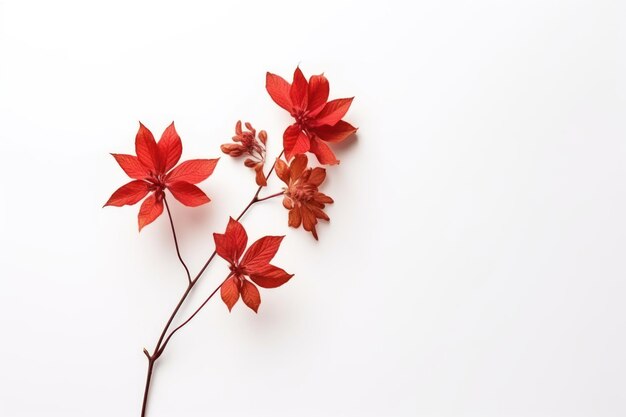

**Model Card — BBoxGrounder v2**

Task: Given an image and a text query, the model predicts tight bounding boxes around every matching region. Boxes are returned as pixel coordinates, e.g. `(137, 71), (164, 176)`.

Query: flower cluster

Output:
(221, 121), (268, 186)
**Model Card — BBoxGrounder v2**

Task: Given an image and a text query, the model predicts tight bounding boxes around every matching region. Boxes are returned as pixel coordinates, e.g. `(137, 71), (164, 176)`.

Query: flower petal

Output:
(288, 208), (302, 228)
(166, 159), (219, 184)
(315, 192), (334, 204)
(300, 205), (319, 240)
(266, 72), (293, 111)
(275, 158), (290, 184)
(220, 276), (240, 312)
(308, 167), (326, 186)
(241, 235), (284, 270)
(249, 264), (294, 289)
(289, 67), (308, 110)
(111, 154), (149, 180)
(290, 154), (308, 181)
(135, 122), (161, 172)
(309, 138), (339, 165)
(214, 218), (248, 263)
(241, 280), (261, 313)
(283, 125), (310, 160)
(313, 120), (357, 143)
(307, 74), (329, 116)
(311, 98), (354, 127)
(255, 164), (267, 187)
(104, 180), (150, 207)
(138, 193), (164, 231)
(158, 122), (183, 172)
(311, 206), (330, 221)
(167, 181), (210, 207)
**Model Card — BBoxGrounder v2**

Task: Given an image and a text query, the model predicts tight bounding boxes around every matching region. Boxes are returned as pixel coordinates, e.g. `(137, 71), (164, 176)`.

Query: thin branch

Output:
(158, 275), (231, 356)
(256, 191), (285, 202)
(163, 196), (192, 285)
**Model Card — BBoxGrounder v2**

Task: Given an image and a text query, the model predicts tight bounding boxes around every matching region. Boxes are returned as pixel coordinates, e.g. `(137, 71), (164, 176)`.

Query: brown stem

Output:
(141, 359), (155, 417)
(163, 196), (192, 284)
(140, 150), (285, 417)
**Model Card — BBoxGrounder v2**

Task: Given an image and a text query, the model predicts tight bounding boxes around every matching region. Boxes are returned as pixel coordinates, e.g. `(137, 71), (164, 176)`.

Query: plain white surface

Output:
(1, 1), (625, 416)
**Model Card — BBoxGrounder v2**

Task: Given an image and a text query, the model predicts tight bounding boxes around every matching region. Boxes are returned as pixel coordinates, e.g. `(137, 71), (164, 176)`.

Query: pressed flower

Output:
(221, 121), (268, 186)
(105, 122), (219, 231)
(214, 218), (293, 312)
(275, 154), (333, 240)
(266, 67), (357, 165)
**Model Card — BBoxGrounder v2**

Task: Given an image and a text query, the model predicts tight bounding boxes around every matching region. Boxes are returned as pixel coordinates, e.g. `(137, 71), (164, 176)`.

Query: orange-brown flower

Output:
(221, 121), (267, 186)
(275, 154), (333, 240)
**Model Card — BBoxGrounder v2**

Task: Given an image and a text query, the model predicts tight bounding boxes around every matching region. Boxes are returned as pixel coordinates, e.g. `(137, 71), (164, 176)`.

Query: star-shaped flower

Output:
(214, 218), (293, 312)
(266, 67), (357, 165)
(105, 122), (219, 230)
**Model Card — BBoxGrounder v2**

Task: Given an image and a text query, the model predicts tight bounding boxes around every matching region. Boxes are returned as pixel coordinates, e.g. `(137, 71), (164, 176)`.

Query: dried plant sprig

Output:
(104, 67), (357, 417)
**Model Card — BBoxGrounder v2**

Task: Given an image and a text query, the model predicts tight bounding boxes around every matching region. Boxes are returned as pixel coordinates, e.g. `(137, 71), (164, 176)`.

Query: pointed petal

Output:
(283, 124), (310, 160)
(311, 206), (330, 221)
(266, 72), (293, 111)
(111, 154), (149, 180)
(135, 123), (161, 172)
(315, 192), (334, 204)
(104, 180), (150, 207)
(313, 120), (357, 143)
(166, 159), (219, 184)
(307, 74), (329, 116)
(290, 154), (308, 181)
(309, 138), (339, 165)
(167, 182), (210, 207)
(311, 98), (354, 127)
(138, 193), (164, 231)
(288, 208), (302, 228)
(241, 236), (284, 270)
(249, 264), (294, 289)
(289, 67), (308, 110)
(241, 280), (261, 313)
(300, 205), (319, 240)
(220, 276), (240, 312)
(308, 167), (326, 186)
(214, 218), (248, 263)
(158, 122), (183, 172)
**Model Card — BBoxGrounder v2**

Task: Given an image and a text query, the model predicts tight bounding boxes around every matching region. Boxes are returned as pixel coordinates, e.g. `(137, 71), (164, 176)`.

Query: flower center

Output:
(229, 263), (246, 277)
(288, 182), (315, 203)
(294, 110), (310, 128)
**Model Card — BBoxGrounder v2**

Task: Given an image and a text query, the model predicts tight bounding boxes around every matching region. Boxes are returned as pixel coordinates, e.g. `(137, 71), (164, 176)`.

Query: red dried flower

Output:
(266, 67), (357, 165)
(220, 121), (267, 186)
(214, 218), (293, 312)
(105, 122), (219, 231)
(275, 154), (333, 240)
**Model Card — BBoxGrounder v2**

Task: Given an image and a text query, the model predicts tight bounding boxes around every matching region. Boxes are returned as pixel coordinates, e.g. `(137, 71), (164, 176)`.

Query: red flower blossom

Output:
(105, 122), (219, 231)
(266, 67), (357, 165)
(220, 121), (267, 186)
(275, 154), (333, 240)
(214, 218), (293, 312)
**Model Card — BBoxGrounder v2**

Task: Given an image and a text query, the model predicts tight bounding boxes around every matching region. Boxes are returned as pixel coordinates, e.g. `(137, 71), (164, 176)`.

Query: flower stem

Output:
(163, 196), (192, 284)
(256, 191), (285, 202)
(140, 150), (284, 417)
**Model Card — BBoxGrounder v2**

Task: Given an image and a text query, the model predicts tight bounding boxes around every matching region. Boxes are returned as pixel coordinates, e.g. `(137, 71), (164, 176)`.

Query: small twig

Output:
(163, 196), (192, 284)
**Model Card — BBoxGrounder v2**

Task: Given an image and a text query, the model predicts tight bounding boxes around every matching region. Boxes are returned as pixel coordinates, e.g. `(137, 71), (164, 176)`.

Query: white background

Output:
(1, 1), (625, 416)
